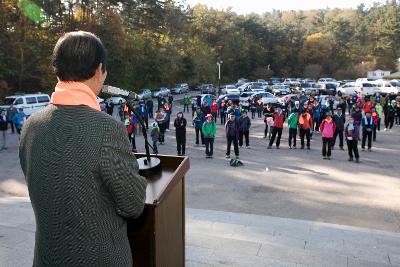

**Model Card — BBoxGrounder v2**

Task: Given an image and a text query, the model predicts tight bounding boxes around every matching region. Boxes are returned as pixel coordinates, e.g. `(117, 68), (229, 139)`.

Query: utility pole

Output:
(217, 60), (223, 95)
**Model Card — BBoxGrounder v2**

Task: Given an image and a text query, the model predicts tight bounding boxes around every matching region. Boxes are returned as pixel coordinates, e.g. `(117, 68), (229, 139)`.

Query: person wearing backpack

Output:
(287, 109), (298, 149)
(202, 114), (217, 158)
(174, 112), (187, 156)
(361, 110), (374, 152)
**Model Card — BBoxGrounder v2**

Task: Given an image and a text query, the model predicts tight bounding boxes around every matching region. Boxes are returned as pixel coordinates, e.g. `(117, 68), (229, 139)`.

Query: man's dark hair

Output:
(52, 31), (107, 82)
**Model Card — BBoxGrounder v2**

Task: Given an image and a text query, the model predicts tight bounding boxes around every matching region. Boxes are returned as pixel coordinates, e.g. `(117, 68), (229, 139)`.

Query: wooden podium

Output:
(127, 154), (190, 267)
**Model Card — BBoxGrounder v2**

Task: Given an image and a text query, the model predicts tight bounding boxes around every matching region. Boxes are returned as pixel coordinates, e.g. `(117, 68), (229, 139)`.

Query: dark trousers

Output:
(377, 118), (381, 131)
(385, 116), (394, 129)
(313, 117), (320, 131)
(264, 125), (269, 138)
(152, 140), (158, 154)
(251, 110), (256, 119)
(195, 128), (204, 144)
(8, 121), (15, 133)
(396, 111), (400, 125)
(220, 113), (226, 125)
(183, 104), (189, 112)
(226, 136), (239, 156)
(205, 137), (214, 156)
(158, 123), (165, 143)
(288, 128), (297, 147)
(239, 130), (249, 147)
(176, 133), (186, 155)
(128, 134), (136, 151)
(192, 109), (196, 118)
(269, 127), (283, 147)
(347, 139), (359, 159)
(212, 112), (217, 122)
(373, 126), (377, 141)
(299, 128), (311, 148)
(257, 110), (262, 118)
(322, 137), (333, 157)
(332, 129), (344, 148)
(362, 130), (372, 149)
(148, 109), (153, 119)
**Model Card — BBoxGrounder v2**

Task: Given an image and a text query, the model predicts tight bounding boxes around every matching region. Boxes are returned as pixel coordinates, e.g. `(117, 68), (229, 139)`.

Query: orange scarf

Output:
(51, 81), (100, 111)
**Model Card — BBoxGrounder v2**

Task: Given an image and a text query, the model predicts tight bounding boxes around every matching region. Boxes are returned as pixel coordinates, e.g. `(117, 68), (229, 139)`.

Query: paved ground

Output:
(1, 93), (400, 266)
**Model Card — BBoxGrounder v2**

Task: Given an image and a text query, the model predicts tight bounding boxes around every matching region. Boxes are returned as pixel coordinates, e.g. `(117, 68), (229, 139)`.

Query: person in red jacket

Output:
(298, 110), (313, 149)
(268, 105), (285, 149)
(371, 107), (379, 142)
(211, 100), (218, 122)
(363, 98), (373, 114)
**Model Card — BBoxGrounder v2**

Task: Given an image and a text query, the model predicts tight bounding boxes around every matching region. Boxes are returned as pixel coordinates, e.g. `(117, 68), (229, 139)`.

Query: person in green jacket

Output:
(202, 113), (217, 158)
(287, 109), (299, 149)
(374, 102), (383, 131)
(183, 94), (190, 113)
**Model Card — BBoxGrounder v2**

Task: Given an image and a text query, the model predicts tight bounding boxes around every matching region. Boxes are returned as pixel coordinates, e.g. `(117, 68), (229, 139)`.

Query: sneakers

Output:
(235, 155), (240, 159)
(239, 146), (243, 149)
(384, 128), (387, 131)
(289, 146), (292, 149)
(340, 147), (344, 151)
(327, 156), (331, 160)
(362, 147), (365, 151)
(267, 146), (272, 149)
(348, 157), (354, 162)
(293, 146), (297, 149)
(276, 146), (280, 149)
(300, 146), (304, 149)
(368, 148), (372, 152)
(323, 156), (327, 160)
(246, 146), (250, 149)
(225, 155), (230, 159)
(355, 158), (360, 163)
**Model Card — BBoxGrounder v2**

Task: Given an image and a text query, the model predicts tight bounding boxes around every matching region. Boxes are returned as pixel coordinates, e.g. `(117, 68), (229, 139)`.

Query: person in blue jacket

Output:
(12, 108), (28, 135)
(193, 108), (205, 146)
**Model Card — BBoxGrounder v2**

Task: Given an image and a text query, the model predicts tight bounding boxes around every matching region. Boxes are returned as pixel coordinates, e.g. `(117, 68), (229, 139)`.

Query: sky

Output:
(182, 0), (387, 14)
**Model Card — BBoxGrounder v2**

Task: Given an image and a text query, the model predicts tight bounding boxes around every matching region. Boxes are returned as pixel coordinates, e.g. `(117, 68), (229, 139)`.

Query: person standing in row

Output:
(12, 108), (27, 135)
(320, 112), (336, 160)
(193, 108), (205, 146)
(238, 111), (251, 149)
(332, 108), (345, 150)
(263, 103), (274, 139)
(345, 117), (360, 163)
(183, 94), (190, 113)
(211, 100), (218, 122)
(225, 113), (240, 159)
(268, 106), (285, 149)
(361, 110), (374, 152)
(174, 112), (187, 156)
(125, 113), (137, 152)
(6, 104), (17, 134)
(0, 109), (7, 150)
(298, 110), (313, 150)
(146, 99), (154, 119)
(384, 100), (396, 131)
(155, 108), (166, 144)
(150, 122), (159, 154)
(371, 107), (379, 142)
(202, 114), (217, 158)
(220, 100), (227, 125)
(257, 98), (263, 118)
(191, 99), (198, 118)
(287, 109), (298, 149)
(374, 102), (383, 131)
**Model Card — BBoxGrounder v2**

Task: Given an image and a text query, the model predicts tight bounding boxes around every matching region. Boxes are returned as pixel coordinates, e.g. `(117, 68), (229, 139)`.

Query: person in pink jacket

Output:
(320, 111), (336, 160)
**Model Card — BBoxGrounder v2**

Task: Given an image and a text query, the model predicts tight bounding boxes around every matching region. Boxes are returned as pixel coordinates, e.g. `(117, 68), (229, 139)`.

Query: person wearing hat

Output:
(174, 112), (187, 156)
(351, 106), (362, 128)
(268, 105), (285, 149)
(332, 108), (345, 150)
(298, 109), (313, 150)
(287, 109), (299, 149)
(345, 117), (360, 163)
(202, 113), (217, 158)
(225, 112), (240, 159)
(320, 111), (336, 159)
(0, 109), (8, 150)
(361, 110), (374, 151)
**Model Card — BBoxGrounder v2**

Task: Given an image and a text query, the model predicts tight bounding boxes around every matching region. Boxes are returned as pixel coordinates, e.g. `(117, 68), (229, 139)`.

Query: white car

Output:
(0, 93), (50, 115)
(354, 82), (378, 96)
(271, 85), (290, 96)
(336, 82), (358, 96)
(373, 80), (400, 95)
(221, 85), (239, 95)
(105, 97), (126, 105)
(239, 92), (253, 108)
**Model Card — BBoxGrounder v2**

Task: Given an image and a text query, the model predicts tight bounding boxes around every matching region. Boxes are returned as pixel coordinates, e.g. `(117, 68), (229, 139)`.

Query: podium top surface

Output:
(134, 154), (190, 206)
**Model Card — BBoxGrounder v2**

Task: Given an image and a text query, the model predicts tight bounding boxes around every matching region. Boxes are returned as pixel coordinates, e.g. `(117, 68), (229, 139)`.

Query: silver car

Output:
(152, 87), (170, 97)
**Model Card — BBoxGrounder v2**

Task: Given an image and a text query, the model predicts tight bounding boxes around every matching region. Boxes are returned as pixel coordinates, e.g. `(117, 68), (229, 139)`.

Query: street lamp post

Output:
(217, 60), (223, 95)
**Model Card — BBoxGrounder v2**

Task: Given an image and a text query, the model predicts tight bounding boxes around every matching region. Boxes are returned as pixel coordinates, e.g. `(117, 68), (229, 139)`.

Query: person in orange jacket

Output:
(298, 110), (313, 149)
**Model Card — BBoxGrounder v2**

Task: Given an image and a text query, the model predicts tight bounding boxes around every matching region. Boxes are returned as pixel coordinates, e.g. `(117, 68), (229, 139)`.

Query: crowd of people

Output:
(0, 104), (29, 151)
(116, 91), (400, 164)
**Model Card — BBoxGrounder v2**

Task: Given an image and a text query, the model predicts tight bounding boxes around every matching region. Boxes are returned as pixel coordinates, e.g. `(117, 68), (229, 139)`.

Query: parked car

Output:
(271, 84), (291, 96)
(250, 92), (277, 105)
(200, 94), (217, 106)
(152, 87), (170, 97)
(137, 89), (152, 100)
(239, 92), (254, 108)
(218, 94), (240, 105)
(200, 84), (216, 94)
(354, 82), (378, 96)
(278, 94), (308, 104)
(318, 95), (339, 109)
(300, 83), (319, 95)
(372, 79), (400, 95)
(221, 84), (240, 95)
(171, 83), (189, 94)
(0, 93), (50, 115)
(336, 83), (358, 96)
(106, 96), (126, 105)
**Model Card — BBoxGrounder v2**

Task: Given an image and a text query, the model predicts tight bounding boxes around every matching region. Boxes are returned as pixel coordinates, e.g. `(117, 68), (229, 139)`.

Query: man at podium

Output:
(19, 31), (147, 266)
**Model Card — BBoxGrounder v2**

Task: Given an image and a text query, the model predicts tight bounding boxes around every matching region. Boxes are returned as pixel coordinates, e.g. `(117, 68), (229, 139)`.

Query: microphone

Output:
(101, 85), (161, 177)
(102, 85), (141, 100)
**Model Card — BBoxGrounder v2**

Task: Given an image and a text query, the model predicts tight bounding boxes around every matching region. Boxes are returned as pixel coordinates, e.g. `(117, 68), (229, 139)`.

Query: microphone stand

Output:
(125, 99), (161, 177)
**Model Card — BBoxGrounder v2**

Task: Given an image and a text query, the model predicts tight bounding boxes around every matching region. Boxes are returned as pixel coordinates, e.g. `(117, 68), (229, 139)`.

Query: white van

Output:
(372, 79), (400, 95)
(0, 93), (51, 115)
(353, 82), (378, 96)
